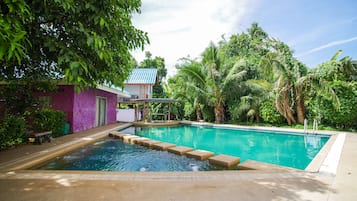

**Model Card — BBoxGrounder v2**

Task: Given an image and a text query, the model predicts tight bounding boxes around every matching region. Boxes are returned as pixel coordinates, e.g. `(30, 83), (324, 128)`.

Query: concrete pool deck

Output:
(0, 122), (356, 201)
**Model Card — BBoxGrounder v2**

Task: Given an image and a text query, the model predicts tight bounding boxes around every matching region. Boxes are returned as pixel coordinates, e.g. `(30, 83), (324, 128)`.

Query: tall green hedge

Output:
(33, 109), (66, 137)
(0, 115), (26, 150)
(311, 81), (357, 130)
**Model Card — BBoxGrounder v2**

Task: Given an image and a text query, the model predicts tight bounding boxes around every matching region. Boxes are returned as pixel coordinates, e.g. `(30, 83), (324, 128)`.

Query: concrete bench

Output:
(28, 131), (52, 145)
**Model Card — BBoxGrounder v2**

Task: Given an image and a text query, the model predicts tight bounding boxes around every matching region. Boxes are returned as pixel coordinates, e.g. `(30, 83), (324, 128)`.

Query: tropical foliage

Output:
(1, 0), (148, 88)
(167, 23), (357, 130)
(33, 109), (66, 137)
(0, 1), (148, 148)
(0, 115), (26, 150)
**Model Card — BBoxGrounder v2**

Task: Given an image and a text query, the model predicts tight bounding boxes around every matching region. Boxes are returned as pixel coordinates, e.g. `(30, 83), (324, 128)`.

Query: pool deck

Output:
(0, 122), (356, 201)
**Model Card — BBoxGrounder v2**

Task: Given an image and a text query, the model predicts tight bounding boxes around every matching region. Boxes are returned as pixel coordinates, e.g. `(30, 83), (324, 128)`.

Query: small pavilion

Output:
(118, 98), (175, 122)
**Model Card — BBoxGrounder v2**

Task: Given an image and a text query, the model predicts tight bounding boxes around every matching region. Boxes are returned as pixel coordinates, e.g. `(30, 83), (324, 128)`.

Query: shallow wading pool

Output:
(35, 137), (223, 171)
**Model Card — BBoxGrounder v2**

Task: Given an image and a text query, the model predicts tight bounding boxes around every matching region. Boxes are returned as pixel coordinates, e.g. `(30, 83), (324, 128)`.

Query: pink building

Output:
(36, 84), (129, 133)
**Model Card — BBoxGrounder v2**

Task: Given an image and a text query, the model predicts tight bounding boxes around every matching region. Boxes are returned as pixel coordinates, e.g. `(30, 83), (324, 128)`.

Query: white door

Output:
(95, 97), (107, 127)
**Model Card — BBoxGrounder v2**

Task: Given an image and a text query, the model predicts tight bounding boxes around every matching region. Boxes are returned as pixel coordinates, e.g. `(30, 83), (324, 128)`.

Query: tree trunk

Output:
(276, 88), (296, 125)
(195, 104), (202, 121)
(295, 88), (306, 124)
(214, 103), (224, 124)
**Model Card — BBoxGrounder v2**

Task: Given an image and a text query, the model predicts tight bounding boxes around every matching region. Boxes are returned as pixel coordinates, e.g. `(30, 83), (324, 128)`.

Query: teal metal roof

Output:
(124, 68), (158, 84)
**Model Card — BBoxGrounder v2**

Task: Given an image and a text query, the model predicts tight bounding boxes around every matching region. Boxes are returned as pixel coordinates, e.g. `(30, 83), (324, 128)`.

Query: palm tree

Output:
(180, 62), (207, 121)
(260, 40), (307, 124)
(169, 59), (207, 121)
(230, 79), (272, 122)
(201, 43), (247, 123)
(261, 40), (341, 125)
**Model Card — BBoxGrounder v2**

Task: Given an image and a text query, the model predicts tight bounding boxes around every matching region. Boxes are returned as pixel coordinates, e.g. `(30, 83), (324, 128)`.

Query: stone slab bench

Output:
(208, 154), (240, 168)
(168, 146), (194, 155)
(152, 142), (176, 151)
(28, 131), (52, 145)
(185, 150), (214, 160)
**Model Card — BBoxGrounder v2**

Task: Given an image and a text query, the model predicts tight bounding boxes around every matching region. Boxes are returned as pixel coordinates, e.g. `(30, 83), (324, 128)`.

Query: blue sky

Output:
(132, 0), (357, 77)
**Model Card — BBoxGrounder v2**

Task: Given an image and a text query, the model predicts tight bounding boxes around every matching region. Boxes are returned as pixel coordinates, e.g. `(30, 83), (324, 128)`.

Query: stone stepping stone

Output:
(130, 137), (149, 144)
(122, 135), (139, 143)
(168, 146), (194, 155)
(185, 150), (214, 160)
(208, 154), (240, 168)
(109, 132), (129, 139)
(152, 142), (176, 150)
(141, 140), (161, 147)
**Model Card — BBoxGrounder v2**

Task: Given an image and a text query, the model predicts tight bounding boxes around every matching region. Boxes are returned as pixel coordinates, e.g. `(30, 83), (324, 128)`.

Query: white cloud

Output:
(296, 36), (357, 57)
(132, 0), (255, 77)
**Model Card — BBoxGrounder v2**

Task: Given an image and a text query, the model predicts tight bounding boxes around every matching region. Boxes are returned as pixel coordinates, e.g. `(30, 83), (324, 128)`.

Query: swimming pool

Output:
(36, 137), (223, 171)
(120, 125), (330, 169)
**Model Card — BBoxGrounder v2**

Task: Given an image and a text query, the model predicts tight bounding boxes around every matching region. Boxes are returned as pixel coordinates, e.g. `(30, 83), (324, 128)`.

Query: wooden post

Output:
(168, 103), (171, 121)
(143, 102), (147, 122)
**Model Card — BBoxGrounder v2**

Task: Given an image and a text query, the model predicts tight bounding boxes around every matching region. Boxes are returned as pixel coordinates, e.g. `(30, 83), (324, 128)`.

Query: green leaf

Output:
(100, 18), (105, 27)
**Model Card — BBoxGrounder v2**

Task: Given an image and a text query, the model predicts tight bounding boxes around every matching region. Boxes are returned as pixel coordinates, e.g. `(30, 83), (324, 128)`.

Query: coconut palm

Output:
(260, 40), (308, 124)
(200, 43), (247, 123)
(229, 79), (272, 122)
(261, 40), (341, 125)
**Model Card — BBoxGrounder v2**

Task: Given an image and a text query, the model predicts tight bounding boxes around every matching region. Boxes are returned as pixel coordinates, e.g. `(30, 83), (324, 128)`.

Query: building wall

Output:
(72, 87), (117, 132)
(36, 85), (117, 133)
(124, 85), (153, 98)
(34, 85), (75, 132)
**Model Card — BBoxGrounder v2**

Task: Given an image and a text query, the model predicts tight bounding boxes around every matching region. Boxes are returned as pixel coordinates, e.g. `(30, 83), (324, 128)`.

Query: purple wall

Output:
(36, 85), (117, 133)
(72, 87), (117, 132)
(35, 85), (75, 131)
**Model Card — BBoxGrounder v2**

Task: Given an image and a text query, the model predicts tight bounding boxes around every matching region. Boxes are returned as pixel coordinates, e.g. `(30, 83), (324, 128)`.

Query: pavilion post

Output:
(168, 103), (171, 121)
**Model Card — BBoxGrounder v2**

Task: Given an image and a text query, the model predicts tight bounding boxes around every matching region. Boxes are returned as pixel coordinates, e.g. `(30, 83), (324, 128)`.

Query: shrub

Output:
(259, 101), (285, 125)
(311, 81), (357, 129)
(33, 109), (66, 137)
(202, 106), (215, 122)
(0, 115), (26, 150)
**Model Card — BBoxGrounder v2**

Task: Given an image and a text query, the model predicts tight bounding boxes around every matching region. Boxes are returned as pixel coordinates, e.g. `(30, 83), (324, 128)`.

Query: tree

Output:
(179, 59), (207, 121)
(306, 50), (356, 129)
(1, 0), (149, 88)
(260, 40), (308, 125)
(0, 0), (31, 65)
(203, 43), (247, 123)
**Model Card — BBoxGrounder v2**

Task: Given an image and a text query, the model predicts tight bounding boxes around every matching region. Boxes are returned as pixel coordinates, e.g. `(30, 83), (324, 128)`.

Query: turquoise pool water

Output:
(36, 137), (222, 171)
(121, 125), (330, 169)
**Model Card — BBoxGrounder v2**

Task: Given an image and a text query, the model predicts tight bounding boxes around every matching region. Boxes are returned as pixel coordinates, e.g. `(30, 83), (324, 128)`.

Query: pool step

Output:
(152, 142), (176, 151)
(208, 154), (240, 168)
(168, 146), (194, 155)
(185, 150), (214, 160)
